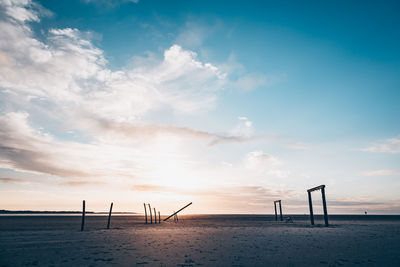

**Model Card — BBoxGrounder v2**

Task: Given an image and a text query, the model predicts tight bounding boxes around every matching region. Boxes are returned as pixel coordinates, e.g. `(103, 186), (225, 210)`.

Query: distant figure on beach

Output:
(365, 211), (367, 215)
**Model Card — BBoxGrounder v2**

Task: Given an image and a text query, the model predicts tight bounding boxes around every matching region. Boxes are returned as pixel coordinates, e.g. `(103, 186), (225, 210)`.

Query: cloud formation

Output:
(0, 0), (256, 180)
(362, 138), (400, 154)
(363, 170), (400, 176)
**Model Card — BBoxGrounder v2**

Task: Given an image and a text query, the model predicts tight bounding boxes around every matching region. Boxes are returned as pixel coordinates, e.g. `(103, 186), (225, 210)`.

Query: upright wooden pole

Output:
(176, 213), (179, 222)
(321, 187), (329, 226)
(81, 200), (85, 231)
(107, 202), (113, 229)
(143, 203), (147, 224)
(308, 191), (314, 225)
(158, 211), (161, 223)
(274, 202), (277, 221)
(279, 200), (283, 221)
(148, 204), (153, 224)
(153, 208), (157, 224)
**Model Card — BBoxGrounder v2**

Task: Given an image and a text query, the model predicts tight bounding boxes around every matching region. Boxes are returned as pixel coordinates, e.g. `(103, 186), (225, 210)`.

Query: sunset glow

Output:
(0, 0), (399, 215)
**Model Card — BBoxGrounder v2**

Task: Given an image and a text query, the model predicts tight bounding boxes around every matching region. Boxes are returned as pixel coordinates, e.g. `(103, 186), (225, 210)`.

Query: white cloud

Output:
(363, 170), (400, 176)
(362, 138), (400, 154)
(0, 0), (298, 199)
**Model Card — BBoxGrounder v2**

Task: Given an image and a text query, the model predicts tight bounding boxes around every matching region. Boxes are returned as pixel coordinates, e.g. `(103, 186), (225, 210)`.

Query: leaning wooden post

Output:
(107, 202), (113, 229)
(321, 187), (329, 226)
(148, 204), (153, 224)
(158, 211), (161, 224)
(153, 208), (157, 224)
(81, 200), (85, 231)
(279, 200), (283, 221)
(308, 191), (314, 225)
(143, 203), (148, 224)
(274, 201), (277, 221)
(163, 202), (193, 221)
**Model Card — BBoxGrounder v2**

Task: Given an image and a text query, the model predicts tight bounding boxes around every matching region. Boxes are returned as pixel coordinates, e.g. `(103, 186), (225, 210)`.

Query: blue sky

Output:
(0, 0), (399, 214)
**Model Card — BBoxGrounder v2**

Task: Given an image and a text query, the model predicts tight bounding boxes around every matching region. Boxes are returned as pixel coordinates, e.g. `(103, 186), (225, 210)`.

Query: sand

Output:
(0, 215), (399, 266)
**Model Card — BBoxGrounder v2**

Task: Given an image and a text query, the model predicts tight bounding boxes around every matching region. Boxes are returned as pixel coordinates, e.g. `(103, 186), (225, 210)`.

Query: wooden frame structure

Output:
(274, 200), (283, 221)
(307, 185), (329, 226)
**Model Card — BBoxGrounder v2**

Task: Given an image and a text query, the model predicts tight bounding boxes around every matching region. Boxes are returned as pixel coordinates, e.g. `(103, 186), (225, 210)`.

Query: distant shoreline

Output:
(0, 210), (137, 214)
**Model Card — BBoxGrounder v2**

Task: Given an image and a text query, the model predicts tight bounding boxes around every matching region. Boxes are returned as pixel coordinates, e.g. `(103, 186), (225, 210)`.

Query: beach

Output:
(0, 215), (399, 266)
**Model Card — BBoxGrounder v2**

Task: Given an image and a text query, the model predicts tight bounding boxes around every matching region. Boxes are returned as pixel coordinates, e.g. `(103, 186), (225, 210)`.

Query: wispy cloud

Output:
(0, 177), (104, 187)
(362, 138), (400, 154)
(244, 151), (290, 178)
(362, 170), (400, 176)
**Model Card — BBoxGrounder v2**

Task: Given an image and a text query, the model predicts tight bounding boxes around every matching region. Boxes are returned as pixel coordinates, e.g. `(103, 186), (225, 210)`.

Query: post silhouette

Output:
(153, 208), (157, 224)
(307, 185), (329, 226)
(148, 204), (153, 224)
(321, 187), (329, 226)
(158, 211), (161, 223)
(143, 203), (148, 224)
(81, 200), (85, 231)
(274, 200), (283, 221)
(164, 202), (192, 221)
(308, 191), (314, 225)
(107, 202), (113, 229)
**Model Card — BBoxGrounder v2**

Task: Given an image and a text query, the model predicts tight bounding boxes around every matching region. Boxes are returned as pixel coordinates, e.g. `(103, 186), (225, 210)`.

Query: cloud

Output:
(0, 177), (105, 186)
(244, 151), (290, 178)
(362, 170), (400, 176)
(232, 73), (267, 91)
(132, 183), (297, 207)
(0, 0), (299, 203)
(328, 199), (384, 206)
(362, 138), (400, 154)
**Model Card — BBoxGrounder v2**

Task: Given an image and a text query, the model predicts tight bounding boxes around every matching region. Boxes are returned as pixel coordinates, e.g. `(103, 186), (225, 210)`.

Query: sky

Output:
(0, 0), (399, 214)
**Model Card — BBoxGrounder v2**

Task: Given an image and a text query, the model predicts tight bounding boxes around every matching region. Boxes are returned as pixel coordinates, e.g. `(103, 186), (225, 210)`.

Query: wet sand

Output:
(0, 215), (399, 266)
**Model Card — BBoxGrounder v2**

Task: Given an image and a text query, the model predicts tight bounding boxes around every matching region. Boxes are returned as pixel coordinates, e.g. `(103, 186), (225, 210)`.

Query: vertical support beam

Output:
(321, 187), (329, 227)
(176, 213), (179, 222)
(158, 211), (161, 223)
(279, 200), (283, 221)
(81, 200), (85, 231)
(308, 191), (314, 225)
(143, 203), (148, 224)
(107, 202), (113, 229)
(274, 202), (277, 221)
(148, 204), (153, 224)
(153, 208), (157, 224)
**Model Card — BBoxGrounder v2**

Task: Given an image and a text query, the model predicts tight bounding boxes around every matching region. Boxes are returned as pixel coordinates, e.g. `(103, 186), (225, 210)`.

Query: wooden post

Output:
(308, 191), (314, 225)
(143, 203), (148, 224)
(81, 200), (85, 231)
(279, 200), (283, 221)
(176, 213), (179, 222)
(321, 187), (329, 226)
(158, 211), (161, 223)
(107, 202), (113, 229)
(163, 202), (192, 221)
(274, 201), (277, 221)
(148, 204), (153, 224)
(153, 208), (157, 224)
